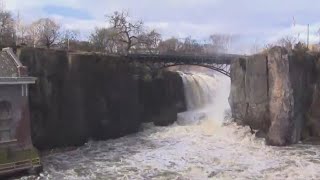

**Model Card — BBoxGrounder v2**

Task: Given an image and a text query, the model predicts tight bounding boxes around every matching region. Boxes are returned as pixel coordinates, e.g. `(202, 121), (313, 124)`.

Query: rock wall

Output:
(229, 47), (319, 146)
(139, 72), (186, 126)
(306, 54), (320, 138)
(229, 55), (270, 133)
(17, 48), (186, 150)
(288, 50), (316, 142)
(267, 48), (294, 146)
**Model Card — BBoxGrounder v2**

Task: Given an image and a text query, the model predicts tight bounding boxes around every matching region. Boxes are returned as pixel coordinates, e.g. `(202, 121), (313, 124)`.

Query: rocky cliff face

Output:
(139, 72), (186, 126)
(267, 47), (294, 146)
(288, 50), (316, 142)
(306, 54), (320, 138)
(229, 55), (270, 134)
(17, 48), (186, 150)
(230, 47), (319, 146)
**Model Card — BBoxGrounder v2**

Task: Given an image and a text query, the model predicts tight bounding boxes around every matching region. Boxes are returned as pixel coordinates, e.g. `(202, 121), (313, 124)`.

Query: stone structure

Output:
(17, 47), (186, 150)
(229, 47), (319, 146)
(0, 48), (40, 175)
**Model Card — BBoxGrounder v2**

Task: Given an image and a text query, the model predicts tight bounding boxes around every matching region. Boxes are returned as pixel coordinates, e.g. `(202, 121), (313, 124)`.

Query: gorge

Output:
(12, 46), (320, 179)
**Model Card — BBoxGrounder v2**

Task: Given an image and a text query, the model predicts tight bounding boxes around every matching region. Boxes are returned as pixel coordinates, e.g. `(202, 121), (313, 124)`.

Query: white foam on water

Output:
(18, 72), (320, 180)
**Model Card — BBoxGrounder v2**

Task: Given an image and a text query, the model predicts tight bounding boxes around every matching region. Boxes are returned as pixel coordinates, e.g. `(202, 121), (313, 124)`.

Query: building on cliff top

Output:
(0, 48), (41, 176)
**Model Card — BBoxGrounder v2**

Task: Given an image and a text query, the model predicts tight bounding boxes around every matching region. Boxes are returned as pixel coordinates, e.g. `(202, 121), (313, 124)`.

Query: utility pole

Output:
(67, 38), (70, 51)
(307, 24), (310, 49)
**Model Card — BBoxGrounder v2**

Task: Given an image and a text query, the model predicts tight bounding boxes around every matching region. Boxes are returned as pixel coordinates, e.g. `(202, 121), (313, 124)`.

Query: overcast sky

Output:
(3, 0), (320, 53)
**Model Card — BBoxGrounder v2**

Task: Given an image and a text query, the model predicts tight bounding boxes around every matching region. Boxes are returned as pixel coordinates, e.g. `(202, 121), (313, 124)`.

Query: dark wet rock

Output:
(229, 58), (246, 125)
(18, 47), (186, 150)
(288, 50), (316, 142)
(208, 171), (219, 178)
(18, 48), (141, 149)
(305, 54), (320, 139)
(229, 55), (269, 133)
(255, 130), (267, 139)
(266, 47), (294, 146)
(139, 71), (186, 126)
(244, 55), (270, 132)
(303, 137), (320, 145)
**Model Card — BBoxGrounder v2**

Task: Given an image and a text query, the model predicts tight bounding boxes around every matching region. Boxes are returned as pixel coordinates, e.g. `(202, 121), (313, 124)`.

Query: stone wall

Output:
(0, 85), (33, 149)
(266, 48), (294, 146)
(139, 72), (186, 126)
(229, 47), (319, 146)
(17, 48), (186, 150)
(229, 55), (270, 133)
(305, 53), (320, 139)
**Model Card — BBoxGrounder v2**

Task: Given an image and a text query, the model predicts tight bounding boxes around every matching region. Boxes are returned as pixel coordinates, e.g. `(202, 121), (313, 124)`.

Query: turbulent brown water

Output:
(19, 73), (320, 180)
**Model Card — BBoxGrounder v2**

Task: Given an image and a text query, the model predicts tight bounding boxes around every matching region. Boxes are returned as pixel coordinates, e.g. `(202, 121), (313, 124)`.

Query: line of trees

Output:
(1, 3), (234, 54)
(1, 7), (80, 49)
(2, 1), (320, 55)
(88, 11), (235, 55)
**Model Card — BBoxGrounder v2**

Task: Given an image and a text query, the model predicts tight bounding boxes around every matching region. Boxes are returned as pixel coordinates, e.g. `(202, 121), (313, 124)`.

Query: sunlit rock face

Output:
(267, 47), (294, 146)
(229, 46), (320, 146)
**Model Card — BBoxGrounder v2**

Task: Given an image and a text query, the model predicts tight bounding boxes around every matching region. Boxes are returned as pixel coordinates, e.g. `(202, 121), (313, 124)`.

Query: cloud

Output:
(3, 0), (320, 53)
(43, 5), (93, 20)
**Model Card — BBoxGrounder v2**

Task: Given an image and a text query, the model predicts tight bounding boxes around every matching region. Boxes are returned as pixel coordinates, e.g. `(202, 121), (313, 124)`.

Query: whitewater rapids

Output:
(19, 72), (320, 180)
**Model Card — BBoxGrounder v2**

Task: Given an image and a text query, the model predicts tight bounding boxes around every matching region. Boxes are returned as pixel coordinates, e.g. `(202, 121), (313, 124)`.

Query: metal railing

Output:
(0, 158), (41, 175)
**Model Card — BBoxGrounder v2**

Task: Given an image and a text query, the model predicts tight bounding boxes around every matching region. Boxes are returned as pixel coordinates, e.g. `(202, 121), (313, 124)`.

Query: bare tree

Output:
(31, 18), (61, 48)
(15, 11), (28, 45)
(0, 0), (4, 12)
(89, 27), (119, 53)
(159, 36), (203, 55)
(180, 36), (203, 54)
(135, 29), (161, 54)
(59, 29), (80, 50)
(107, 10), (144, 54)
(158, 37), (182, 54)
(318, 28), (320, 44)
(26, 22), (40, 47)
(0, 10), (15, 46)
(276, 35), (297, 51)
(208, 34), (233, 53)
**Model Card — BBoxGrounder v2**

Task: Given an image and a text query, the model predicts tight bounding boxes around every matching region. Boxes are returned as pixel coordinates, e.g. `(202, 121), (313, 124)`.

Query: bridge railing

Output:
(125, 53), (246, 64)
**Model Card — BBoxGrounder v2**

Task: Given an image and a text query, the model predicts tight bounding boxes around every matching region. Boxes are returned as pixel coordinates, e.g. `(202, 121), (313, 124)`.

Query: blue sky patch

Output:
(43, 5), (93, 19)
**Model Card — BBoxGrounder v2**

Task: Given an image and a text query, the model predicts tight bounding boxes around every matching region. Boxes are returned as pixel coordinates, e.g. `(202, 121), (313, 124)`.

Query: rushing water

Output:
(19, 72), (320, 180)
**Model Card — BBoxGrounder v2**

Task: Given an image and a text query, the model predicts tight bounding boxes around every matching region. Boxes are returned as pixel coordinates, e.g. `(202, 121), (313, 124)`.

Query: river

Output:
(18, 72), (320, 180)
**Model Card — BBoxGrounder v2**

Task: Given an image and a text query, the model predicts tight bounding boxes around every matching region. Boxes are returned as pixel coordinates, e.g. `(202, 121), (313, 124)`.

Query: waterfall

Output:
(177, 72), (231, 125)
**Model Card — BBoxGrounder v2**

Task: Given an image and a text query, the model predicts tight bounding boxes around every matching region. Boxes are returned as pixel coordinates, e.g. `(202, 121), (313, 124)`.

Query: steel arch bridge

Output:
(124, 54), (245, 77)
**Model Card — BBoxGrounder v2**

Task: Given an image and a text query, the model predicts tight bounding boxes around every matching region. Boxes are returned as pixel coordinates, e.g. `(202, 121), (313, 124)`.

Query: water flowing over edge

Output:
(17, 71), (320, 180)
(177, 71), (230, 127)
